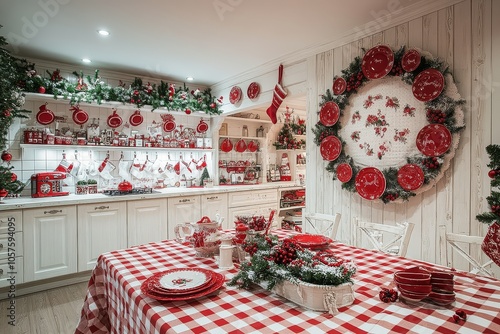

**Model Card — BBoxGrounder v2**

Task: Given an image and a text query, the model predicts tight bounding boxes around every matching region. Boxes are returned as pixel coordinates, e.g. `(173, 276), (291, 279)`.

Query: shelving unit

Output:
(278, 186), (306, 231)
(20, 144), (214, 153)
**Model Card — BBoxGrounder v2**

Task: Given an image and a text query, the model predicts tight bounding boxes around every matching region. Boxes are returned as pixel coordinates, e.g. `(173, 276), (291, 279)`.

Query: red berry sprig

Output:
(346, 72), (364, 92)
(383, 192), (400, 202)
(379, 288), (398, 303)
(390, 63), (404, 76)
(426, 108), (446, 124)
(268, 239), (303, 265)
(423, 157), (440, 169)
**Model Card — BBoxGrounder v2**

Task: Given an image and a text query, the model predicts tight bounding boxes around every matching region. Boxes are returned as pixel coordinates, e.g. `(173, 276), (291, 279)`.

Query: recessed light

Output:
(186, 77), (194, 81)
(98, 30), (109, 36)
(82, 58), (91, 63)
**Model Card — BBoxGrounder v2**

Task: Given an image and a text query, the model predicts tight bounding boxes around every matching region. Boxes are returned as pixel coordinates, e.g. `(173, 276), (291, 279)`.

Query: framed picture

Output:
(219, 123), (228, 136)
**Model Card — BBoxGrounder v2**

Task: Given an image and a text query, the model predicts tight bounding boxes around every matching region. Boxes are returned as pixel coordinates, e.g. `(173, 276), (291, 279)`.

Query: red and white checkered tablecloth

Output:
(75, 230), (500, 334)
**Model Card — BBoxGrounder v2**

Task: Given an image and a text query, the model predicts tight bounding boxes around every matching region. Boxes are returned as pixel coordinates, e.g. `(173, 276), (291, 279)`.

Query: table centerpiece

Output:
(228, 233), (356, 314)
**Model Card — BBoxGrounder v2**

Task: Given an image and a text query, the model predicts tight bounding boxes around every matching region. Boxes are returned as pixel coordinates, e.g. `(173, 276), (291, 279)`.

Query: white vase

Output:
(269, 279), (355, 315)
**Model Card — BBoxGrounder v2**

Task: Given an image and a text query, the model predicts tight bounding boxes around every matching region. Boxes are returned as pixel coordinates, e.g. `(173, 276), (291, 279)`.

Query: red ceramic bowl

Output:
(430, 277), (454, 285)
(402, 266), (430, 274)
(432, 283), (454, 293)
(396, 283), (432, 294)
(431, 271), (454, 279)
(428, 291), (456, 303)
(394, 272), (431, 285)
(399, 290), (428, 302)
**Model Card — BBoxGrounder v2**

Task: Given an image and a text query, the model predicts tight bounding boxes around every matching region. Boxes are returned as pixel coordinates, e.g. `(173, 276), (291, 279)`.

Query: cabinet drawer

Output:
(229, 189), (278, 208)
(0, 232), (23, 259)
(0, 257), (24, 288)
(0, 211), (22, 234)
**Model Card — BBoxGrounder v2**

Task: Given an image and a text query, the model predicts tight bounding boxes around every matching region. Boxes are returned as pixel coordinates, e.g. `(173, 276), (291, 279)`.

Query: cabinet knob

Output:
(44, 209), (62, 215)
(0, 243), (3, 250)
(95, 205), (110, 210)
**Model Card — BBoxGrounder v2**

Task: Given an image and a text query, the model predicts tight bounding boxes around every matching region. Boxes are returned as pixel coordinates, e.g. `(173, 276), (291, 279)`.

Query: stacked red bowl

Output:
(394, 267), (432, 302)
(428, 271), (455, 305)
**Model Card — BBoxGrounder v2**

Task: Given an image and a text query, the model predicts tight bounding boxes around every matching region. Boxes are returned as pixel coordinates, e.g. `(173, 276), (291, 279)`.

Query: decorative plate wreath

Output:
(313, 45), (465, 203)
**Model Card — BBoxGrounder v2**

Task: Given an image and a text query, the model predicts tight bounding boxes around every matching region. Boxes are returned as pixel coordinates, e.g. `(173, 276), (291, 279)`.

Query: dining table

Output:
(75, 229), (500, 334)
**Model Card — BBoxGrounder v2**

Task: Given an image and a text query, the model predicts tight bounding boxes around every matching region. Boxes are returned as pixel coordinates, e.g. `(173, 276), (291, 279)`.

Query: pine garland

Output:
(313, 45), (465, 203)
(476, 144), (500, 225)
(228, 234), (356, 290)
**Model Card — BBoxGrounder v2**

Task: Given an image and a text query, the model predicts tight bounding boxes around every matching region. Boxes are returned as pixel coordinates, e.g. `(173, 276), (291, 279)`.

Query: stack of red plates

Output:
(141, 268), (225, 301)
(289, 234), (332, 250)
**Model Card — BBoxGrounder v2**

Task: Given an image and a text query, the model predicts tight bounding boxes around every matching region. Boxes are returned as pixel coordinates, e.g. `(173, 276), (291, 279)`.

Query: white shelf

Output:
(20, 144), (214, 152)
(24, 93), (215, 118)
(279, 205), (305, 211)
(224, 116), (272, 124)
(219, 135), (266, 141)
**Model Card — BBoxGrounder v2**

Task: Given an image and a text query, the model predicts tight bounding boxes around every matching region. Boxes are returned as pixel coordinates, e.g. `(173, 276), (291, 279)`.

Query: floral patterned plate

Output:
(416, 124), (452, 157)
(361, 45), (394, 79)
(247, 82), (260, 99)
(332, 77), (347, 95)
(355, 167), (386, 200)
(397, 164), (425, 191)
(159, 268), (210, 290)
(320, 135), (342, 161)
(229, 86), (242, 104)
(412, 69), (444, 102)
(319, 101), (340, 127)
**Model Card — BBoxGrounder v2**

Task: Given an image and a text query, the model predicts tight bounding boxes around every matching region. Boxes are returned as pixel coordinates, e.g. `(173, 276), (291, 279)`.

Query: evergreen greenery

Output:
(476, 144), (500, 225)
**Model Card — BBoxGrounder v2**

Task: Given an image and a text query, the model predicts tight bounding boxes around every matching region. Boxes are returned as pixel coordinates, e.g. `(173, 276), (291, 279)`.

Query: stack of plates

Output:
(288, 234), (333, 251)
(141, 268), (225, 301)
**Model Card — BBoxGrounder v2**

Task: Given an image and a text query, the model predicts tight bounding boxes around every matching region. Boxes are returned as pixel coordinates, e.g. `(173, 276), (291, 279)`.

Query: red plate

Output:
(71, 106), (89, 125)
(235, 139), (247, 152)
(163, 120), (176, 132)
(401, 49), (421, 72)
(416, 124), (452, 157)
(320, 135), (342, 161)
(412, 69), (444, 102)
(196, 119), (208, 133)
(229, 86), (242, 104)
(220, 138), (233, 153)
(36, 109), (55, 125)
(332, 77), (347, 95)
(397, 164), (425, 191)
(336, 163), (353, 183)
(141, 271), (225, 301)
(289, 234), (333, 250)
(129, 110), (143, 127)
(247, 140), (258, 152)
(247, 82), (260, 99)
(319, 101), (340, 127)
(148, 268), (215, 295)
(355, 167), (386, 200)
(362, 45), (394, 79)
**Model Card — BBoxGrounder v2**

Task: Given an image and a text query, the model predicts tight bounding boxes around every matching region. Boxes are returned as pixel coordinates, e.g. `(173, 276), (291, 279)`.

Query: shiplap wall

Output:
(305, 0), (499, 277)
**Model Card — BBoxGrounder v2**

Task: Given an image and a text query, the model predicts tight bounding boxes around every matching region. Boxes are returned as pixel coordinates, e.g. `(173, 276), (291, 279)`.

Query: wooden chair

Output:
(440, 227), (494, 276)
(302, 211), (341, 240)
(353, 218), (414, 257)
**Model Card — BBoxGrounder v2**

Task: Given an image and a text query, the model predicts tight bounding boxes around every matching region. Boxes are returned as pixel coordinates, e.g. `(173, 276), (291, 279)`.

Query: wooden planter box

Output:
(265, 280), (355, 315)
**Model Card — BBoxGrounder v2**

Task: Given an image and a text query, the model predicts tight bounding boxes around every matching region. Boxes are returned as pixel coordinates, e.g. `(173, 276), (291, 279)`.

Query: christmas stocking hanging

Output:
(266, 64), (287, 124)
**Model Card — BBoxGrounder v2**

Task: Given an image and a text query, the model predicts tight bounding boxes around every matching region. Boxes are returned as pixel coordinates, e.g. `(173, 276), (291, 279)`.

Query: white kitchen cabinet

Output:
(167, 195), (201, 239)
(0, 211), (23, 288)
(227, 189), (278, 227)
(77, 202), (127, 271)
(23, 206), (77, 282)
(201, 193), (228, 228)
(127, 198), (168, 247)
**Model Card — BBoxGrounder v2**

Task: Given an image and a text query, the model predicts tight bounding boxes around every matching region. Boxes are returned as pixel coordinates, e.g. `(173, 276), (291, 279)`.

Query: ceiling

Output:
(1, 0), (432, 87)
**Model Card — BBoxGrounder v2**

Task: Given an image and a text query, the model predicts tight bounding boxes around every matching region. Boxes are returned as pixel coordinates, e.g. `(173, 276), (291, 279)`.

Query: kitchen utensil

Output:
(36, 103), (55, 125)
(107, 108), (123, 128)
(196, 119), (208, 134)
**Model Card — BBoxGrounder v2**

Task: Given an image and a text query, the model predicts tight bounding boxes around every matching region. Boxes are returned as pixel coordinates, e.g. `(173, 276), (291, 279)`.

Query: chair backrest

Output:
(353, 218), (414, 257)
(440, 227), (494, 276)
(302, 211), (341, 240)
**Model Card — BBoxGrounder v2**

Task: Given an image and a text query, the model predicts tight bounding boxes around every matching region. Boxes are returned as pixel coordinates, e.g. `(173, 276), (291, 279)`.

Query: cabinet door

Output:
(167, 196), (201, 239)
(201, 193), (228, 229)
(127, 199), (168, 247)
(23, 206), (77, 282)
(77, 202), (127, 271)
(0, 211), (24, 287)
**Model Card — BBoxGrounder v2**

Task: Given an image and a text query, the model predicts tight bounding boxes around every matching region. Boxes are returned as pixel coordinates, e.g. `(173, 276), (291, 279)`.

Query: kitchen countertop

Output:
(0, 182), (303, 210)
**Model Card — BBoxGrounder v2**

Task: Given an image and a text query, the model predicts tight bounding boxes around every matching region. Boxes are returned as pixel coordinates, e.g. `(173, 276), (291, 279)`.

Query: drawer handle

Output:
(0, 269), (2, 275)
(44, 209), (62, 215)
(206, 196), (218, 200)
(0, 243), (2, 250)
(179, 199), (191, 203)
(95, 205), (110, 210)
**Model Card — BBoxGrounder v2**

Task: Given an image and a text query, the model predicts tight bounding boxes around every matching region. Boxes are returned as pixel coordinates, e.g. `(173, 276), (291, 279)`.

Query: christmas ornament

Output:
(1, 151), (12, 162)
(0, 189), (7, 199)
(11, 172), (17, 182)
(488, 169), (497, 178)
(4, 109), (11, 117)
(266, 64), (287, 124)
(38, 86), (46, 94)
